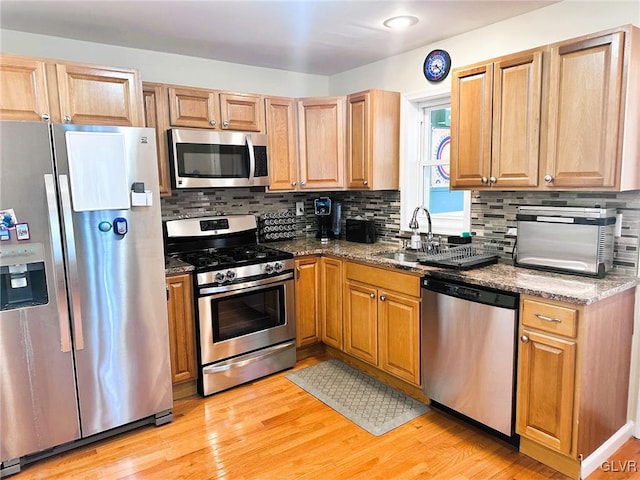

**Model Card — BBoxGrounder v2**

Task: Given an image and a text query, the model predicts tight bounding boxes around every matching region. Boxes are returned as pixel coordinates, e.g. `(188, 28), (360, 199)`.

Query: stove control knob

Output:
(214, 272), (225, 283)
(273, 262), (283, 273)
(225, 270), (236, 282)
(264, 263), (274, 274)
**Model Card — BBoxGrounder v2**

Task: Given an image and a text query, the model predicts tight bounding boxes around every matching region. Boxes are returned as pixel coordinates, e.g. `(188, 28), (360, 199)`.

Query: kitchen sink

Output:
(375, 251), (422, 263)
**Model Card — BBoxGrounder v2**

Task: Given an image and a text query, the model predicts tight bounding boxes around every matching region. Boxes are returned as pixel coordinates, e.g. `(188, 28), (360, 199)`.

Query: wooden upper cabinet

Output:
(450, 49), (543, 189)
(168, 86), (219, 128)
(265, 96), (298, 191)
(347, 89), (400, 190)
(491, 51), (542, 187)
(451, 25), (640, 192)
(168, 86), (264, 132)
(219, 92), (264, 132)
(297, 96), (346, 190)
(0, 55), (53, 122)
(543, 28), (631, 189)
(450, 62), (493, 188)
(55, 63), (143, 126)
(0, 54), (143, 126)
(142, 82), (172, 196)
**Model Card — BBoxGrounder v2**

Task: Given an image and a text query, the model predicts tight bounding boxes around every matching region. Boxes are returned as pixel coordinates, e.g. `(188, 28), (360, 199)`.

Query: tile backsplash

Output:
(161, 188), (640, 275)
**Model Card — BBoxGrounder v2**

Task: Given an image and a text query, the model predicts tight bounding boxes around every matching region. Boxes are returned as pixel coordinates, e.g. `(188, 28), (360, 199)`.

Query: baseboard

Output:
(581, 421), (635, 478)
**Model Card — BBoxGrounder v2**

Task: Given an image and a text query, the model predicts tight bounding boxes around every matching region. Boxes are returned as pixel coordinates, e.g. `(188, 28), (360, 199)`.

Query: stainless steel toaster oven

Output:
(515, 206), (616, 277)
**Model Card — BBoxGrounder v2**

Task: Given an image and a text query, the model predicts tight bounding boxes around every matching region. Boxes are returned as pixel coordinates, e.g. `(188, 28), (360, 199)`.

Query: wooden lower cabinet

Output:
(516, 291), (635, 479)
(294, 256), (320, 347)
(320, 257), (343, 350)
(166, 273), (197, 386)
(343, 261), (421, 386)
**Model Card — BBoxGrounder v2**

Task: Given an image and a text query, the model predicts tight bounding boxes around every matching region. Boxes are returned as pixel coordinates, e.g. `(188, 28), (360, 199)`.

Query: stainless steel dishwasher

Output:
(421, 276), (519, 444)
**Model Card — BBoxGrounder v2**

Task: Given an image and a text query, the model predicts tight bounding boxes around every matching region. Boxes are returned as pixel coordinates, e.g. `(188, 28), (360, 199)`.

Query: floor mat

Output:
(286, 358), (429, 436)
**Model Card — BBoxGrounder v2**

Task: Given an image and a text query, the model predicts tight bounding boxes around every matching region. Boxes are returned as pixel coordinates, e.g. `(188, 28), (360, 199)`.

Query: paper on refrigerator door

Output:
(66, 131), (130, 211)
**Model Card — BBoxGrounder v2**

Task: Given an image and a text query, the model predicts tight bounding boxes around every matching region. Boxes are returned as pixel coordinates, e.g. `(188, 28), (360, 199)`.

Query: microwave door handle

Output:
(246, 134), (256, 181)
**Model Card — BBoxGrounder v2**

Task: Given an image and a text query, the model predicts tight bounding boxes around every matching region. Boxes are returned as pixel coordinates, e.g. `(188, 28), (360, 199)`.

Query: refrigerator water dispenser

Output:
(0, 243), (48, 310)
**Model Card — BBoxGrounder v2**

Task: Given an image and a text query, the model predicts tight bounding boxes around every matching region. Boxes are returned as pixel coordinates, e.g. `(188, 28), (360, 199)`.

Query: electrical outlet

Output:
(296, 201), (304, 216)
(615, 213), (623, 237)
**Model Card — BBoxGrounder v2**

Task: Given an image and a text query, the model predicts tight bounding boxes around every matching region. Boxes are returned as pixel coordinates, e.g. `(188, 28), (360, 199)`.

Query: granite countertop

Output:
(165, 256), (195, 275)
(266, 238), (638, 305)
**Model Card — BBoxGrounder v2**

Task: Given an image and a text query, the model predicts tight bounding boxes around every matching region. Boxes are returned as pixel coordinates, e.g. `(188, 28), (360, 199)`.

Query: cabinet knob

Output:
(363, 180), (368, 186)
(481, 176), (489, 184)
(489, 176), (497, 184)
(369, 292), (375, 299)
(380, 295), (386, 301)
(222, 120), (229, 128)
(544, 174), (553, 183)
(520, 335), (529, 343)
(209, 119), (217, 127)
(41, 113), (50, 121)
(63, 115), (72, 123)
(291, 181), (297, 187)
(300, 181), (306, 187)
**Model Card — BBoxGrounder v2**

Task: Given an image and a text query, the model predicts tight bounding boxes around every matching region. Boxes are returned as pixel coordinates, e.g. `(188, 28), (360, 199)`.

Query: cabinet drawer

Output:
(345, 261), (420, 297)
(521, 297), (578, 338)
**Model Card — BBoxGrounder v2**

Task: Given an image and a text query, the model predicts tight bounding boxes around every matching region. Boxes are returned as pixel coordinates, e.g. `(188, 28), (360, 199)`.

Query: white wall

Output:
(329, 0), (640, 95)
(0, 30), (329, 97)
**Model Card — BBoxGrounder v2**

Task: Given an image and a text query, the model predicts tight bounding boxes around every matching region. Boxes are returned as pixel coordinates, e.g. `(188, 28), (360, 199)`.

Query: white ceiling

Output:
(0, 0), (559, 75)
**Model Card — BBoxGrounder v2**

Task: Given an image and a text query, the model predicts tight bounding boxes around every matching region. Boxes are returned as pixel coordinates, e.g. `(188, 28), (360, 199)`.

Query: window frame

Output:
(400, 89), (471, 236)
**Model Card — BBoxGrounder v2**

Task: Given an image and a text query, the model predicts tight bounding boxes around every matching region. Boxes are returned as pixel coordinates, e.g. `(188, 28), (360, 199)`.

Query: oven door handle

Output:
(199, 272), (293, 296)
(202, 341), (294, 373)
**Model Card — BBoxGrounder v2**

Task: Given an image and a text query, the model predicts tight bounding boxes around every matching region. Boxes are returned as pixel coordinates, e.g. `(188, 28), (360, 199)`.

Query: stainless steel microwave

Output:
(169, 128), (269, 189)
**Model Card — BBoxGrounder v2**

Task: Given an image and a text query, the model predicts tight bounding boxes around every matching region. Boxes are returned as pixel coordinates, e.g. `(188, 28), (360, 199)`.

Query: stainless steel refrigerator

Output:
(0, 122), (173, 476)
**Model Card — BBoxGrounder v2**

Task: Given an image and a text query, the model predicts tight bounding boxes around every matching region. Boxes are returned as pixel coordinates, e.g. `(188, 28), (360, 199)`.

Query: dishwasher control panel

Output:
(421, 277), (518, 309)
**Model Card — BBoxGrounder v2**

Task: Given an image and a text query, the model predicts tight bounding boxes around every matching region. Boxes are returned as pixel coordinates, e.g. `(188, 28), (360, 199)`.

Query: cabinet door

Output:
(450, 63), (493, 188)
(320, 257), (343, 350)
(142, 82), (171, 196)
(347, 91), (371, 189)
(491, 51), (542, 188)
(343, 280), (378, 366)
(168, 86), (219, 128)
(544, 31), (624, 188)
(265, 96), (299, 191)
(517, 329), (576, 454)
(166, 274), (197, 384)
(219, 92), (264, 132)
(297, 97), (346, 190)
(0, 55), (55, 122)
(347, 89), (400, 190)
(378, 290), (421, 385)
(295, 257), (320, 347)
(55, 63), (143, 126)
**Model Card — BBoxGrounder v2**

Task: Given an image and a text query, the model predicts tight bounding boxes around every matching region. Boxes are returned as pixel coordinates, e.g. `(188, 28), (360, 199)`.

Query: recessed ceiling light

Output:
(383, 15), (419, 30)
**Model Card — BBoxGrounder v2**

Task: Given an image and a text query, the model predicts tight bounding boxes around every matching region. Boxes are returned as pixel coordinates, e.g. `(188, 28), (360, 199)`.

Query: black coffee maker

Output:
(314, 197), (335, 243)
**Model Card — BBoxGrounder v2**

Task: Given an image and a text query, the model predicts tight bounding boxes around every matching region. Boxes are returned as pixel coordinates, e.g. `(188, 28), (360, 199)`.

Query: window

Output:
(401, 93), (470, 236)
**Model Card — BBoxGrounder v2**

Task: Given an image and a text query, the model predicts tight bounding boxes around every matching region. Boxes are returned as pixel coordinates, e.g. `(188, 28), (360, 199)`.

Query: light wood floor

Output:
(13, 355), (640, 479)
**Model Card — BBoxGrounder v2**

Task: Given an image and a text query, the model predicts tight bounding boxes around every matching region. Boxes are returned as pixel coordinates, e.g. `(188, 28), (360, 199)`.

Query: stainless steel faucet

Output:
(409, 206), (434, 250)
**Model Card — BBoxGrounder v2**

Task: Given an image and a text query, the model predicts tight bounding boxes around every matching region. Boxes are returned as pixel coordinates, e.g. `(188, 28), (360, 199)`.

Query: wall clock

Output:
(423, 49), (451, 83)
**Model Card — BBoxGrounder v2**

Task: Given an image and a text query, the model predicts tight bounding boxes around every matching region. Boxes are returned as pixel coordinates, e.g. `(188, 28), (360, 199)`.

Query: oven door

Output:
(197, 274), (295, 365)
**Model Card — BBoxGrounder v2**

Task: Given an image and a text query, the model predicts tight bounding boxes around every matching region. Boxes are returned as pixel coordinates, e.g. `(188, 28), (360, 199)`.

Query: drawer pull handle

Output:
(521, 335), (529, 343)
(535, 313), (561, 323)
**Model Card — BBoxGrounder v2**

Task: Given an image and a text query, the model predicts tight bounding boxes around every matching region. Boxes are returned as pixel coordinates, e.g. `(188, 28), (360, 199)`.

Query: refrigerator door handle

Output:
(44, 174), (72, 353)
(59, 174), (85, 351)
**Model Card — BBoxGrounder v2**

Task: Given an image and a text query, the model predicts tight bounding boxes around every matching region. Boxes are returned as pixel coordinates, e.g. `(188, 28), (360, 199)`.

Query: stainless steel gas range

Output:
(164, 215), (296, 396)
